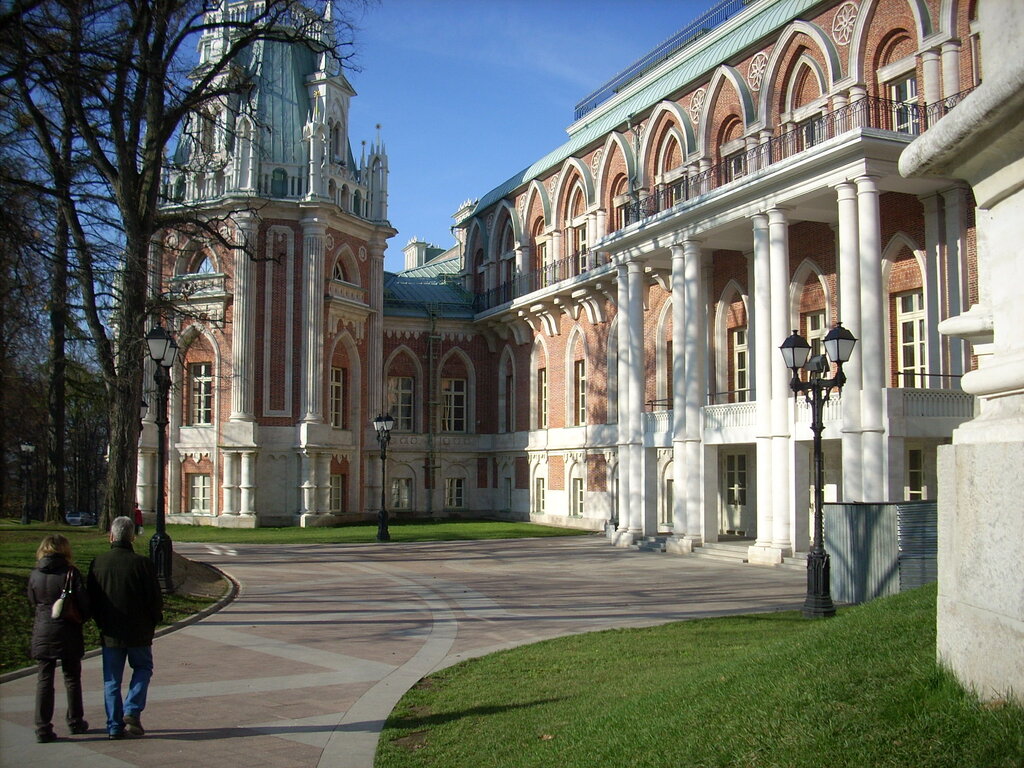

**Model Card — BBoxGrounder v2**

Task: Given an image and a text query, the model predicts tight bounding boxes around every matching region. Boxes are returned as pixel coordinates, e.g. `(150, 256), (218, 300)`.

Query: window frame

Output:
(440, 377), (467, 433)
(189, 362), (214, 426)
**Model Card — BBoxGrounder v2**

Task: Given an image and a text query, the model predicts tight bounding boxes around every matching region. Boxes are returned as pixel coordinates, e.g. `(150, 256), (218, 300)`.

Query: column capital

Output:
(767, 207), (791, 225)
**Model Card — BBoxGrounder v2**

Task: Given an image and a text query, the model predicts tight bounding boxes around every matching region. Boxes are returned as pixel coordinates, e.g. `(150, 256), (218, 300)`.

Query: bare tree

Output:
(1, 0), (363, 528)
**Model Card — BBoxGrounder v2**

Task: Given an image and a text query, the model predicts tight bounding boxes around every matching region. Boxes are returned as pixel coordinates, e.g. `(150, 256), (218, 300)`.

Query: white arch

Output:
(757, 20), (843, 126)
(788, 259), (834, 330)
(326, 330), (362, 433)
(487, 200), (523, 261)
(437, 347), (477, 434)
(553, 157), (596, 219)
(564, 325), (590, 425)
(594, 131), (637, 201)
(712, 279), (750, 399)
(848, 0), (932, 84)
(640, 101), (697, 187)
(383, 344), (425, 432)
(523, 178), (553, 230)
(654, 297), (673, 404)
(783, 53), (829, 115)
(330, 243), (360, 286)
(529, 335), (550, 430)
(697, 65), (757, 156)
(497, 345), (517, 434)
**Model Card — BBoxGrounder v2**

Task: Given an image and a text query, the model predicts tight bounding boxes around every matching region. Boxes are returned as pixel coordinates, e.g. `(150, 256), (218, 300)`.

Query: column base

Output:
(300, 512), (341, 528)
(747, 544), (786, 566)
(609, 529), (635, 548)
(665, 536), (694, 555)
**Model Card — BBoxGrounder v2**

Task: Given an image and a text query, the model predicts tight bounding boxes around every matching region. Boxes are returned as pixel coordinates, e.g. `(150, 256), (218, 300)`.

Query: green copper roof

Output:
(472, 0), (821, 215)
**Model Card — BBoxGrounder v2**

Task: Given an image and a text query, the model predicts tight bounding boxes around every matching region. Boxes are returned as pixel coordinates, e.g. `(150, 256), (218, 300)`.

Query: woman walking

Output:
(27, 533), (91, 742)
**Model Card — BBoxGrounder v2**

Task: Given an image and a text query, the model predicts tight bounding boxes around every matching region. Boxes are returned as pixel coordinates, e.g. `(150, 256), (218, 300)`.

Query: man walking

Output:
(87, 516), (163, 739)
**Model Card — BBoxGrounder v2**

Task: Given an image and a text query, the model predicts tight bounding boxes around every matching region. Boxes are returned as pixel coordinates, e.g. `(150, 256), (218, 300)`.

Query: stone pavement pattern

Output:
(0, 536), (804, 767)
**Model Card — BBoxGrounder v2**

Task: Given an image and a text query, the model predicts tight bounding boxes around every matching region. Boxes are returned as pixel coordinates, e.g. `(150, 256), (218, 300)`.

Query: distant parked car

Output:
(65, 511), (97, 526)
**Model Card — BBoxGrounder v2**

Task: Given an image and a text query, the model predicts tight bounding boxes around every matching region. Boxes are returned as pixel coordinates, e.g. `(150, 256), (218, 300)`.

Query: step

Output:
(632, 536), (667, 553)
(691, 541), (749, 563)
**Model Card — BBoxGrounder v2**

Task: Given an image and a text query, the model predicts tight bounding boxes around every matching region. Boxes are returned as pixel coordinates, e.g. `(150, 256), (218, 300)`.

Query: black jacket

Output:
(27, 554), (90, 660)
(86, 542), (163, 648)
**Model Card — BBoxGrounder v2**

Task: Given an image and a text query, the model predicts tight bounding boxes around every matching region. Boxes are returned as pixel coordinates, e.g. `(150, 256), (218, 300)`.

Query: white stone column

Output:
(836, 181), (864, 500)
(239, 451), (256, 516)
(682, 239), (704, 545)
(941, 41), (962, 100)
(626, 260), (646, 537)
(222, 451), (238, 515)
(670, 245), (689, 545)
(942, 187), (969, 377)
(921, 194), (945, 383)
(301, 217), (327, 423)
(367, 235), (386, 416)
(317, 453), (331, 516)
(768, 208), (793, 555)
(299, 451), (316, 518)
(856, 176), (886, 500)
(923, 49), (942, 104)
(898, 0), (1024, 703)
(748, 213), (778, 562)
(137, 449), (155, 516)
(615, 263), (632, 542)
(231, 212), (257, 421)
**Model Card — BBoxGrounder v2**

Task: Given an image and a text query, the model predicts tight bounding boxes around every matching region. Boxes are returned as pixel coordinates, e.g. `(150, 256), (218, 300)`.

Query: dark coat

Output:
(86, 541), (163, 648)
(27, 554), (90, 660)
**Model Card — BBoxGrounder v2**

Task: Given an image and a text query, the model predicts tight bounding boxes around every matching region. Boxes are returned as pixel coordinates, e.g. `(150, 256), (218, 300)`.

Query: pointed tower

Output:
(149, 0), (396, 528)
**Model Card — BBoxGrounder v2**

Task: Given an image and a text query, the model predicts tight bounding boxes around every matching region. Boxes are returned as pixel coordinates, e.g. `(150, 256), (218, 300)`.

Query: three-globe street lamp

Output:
(20, 442), (35, 525)
(373, 413), (395, 542)
(146, 324), (179, 593)
(780, 322), (858, 619)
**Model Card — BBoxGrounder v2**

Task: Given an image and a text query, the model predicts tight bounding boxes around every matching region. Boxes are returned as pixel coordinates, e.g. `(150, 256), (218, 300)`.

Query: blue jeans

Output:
(101, 646), (153, 734)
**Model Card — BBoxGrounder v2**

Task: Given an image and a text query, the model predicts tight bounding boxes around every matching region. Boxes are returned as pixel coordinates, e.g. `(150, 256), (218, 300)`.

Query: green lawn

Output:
(375, 584), (1024, 768)
(0, 518), (586, 673)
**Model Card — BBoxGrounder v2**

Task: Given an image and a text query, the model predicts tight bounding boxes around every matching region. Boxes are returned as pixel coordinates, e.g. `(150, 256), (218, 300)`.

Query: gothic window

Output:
(896, 290), (927, 387)
(388, 375), (415, 431)
(330, 367), (345, 428)
(889, 74), (920, 135)
(188, 474), (212, 514)
(573, 359), (587, 426)
(444, 477), (465, 509)
(189, 362), (213, 425)
(731, 327), (749, 402)
(440, 378), (467, 432)
(537, 368), (548, 429)
(330, 474), (346, 512)
(534, 476), (546, 514)
(570, 476), (585, 517)
(391, 477), (412, 509)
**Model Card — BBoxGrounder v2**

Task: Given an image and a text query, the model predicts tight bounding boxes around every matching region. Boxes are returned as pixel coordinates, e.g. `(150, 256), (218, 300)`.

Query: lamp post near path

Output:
(373, 413), (394, 542)
(780, 322), (858, 619)
(20, 443), (35, 525)
(146, 324), (179, 593)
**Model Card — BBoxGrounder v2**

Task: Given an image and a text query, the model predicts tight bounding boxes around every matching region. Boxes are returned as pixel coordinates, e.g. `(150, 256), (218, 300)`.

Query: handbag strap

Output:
(62, 567), (75, 594)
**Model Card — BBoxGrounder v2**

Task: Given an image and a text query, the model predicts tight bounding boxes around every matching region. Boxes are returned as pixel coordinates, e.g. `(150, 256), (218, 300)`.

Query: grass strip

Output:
(376, 584), (1024, 768)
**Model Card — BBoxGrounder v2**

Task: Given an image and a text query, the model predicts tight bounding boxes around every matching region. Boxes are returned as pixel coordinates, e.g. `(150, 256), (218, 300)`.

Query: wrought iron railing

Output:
(475, 89), (974, 315)
(619, 92), (974, 227)
(474, 250), (612, 312)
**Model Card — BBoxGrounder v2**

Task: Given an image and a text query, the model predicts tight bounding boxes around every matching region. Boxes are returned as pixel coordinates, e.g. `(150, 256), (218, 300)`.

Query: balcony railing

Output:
(476, 90), (973, 316)
(474, 250), (612, 312)
(619, 91), (974, 228)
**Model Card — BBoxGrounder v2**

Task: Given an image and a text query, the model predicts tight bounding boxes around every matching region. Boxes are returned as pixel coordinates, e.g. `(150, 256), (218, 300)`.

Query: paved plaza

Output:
(1, 535), (804, 767)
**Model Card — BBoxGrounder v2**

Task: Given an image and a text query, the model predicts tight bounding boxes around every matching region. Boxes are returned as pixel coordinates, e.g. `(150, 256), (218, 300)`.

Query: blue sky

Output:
(345, 0), (711, 272)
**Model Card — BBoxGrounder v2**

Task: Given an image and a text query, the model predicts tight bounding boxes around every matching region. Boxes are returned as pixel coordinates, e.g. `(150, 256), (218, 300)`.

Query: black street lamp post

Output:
(20, 442), (35, 525)
(373, 413), (395, 542)
(146, 324), (179, 593)
(780, 322), (858, 619)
